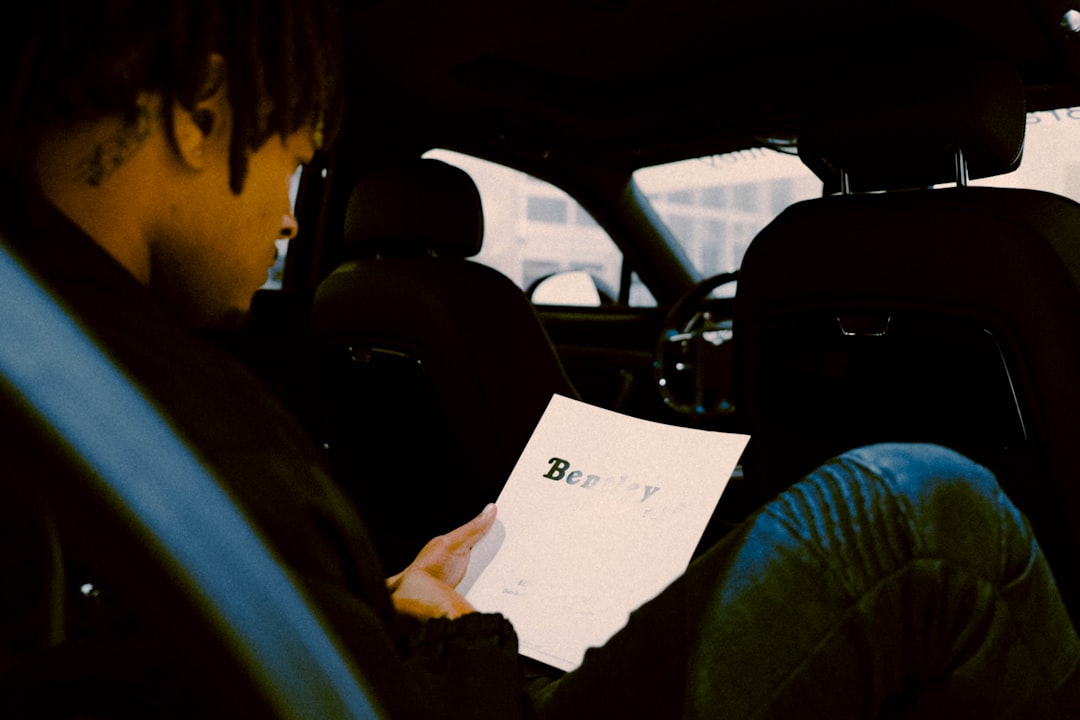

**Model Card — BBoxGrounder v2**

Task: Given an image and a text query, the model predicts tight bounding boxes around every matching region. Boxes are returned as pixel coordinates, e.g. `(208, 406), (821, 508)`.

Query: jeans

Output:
(531, 444), (1080, 718)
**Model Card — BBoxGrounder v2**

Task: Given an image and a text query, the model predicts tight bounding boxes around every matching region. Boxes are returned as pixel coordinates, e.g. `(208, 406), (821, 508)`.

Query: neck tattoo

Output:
(76, 103), (153, 187)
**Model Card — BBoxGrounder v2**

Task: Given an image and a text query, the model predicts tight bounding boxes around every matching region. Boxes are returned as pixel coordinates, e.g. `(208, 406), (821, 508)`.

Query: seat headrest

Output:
(343, 158), (484, 258)
(798, 52), (1026, 193)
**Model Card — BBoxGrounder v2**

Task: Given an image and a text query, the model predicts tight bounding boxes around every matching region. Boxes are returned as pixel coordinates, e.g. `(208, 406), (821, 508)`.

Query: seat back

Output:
(307, 158), (578, 569)
(734, 51), (1080, 621)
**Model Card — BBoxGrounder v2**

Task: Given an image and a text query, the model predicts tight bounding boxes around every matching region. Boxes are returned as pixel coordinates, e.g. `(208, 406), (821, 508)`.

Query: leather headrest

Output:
(798, 52), (1026, 192)
(343, 158), (484, 258)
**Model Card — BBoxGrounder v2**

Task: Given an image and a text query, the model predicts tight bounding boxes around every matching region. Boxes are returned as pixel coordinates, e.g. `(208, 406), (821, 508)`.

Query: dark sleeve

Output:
(400, 613), (535, 720)
(0, 488), (63, 671)
(302, 571), (535, 720)
(255, 475), (534, 720)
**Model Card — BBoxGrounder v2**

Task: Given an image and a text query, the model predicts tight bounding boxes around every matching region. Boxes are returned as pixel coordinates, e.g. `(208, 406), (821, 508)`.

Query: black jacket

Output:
(0, 204), (533, 719)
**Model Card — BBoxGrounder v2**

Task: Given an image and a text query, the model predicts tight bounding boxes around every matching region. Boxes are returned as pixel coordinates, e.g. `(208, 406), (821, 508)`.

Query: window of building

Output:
(769, 178), (796, 215)
(667, 189), (695, 205)
(701, 186), (727, 208)
(526, 196), (569, 224)
(702, 219), (728, 275)
(665, 214), (694, 244)
(733, 183), (758, 212)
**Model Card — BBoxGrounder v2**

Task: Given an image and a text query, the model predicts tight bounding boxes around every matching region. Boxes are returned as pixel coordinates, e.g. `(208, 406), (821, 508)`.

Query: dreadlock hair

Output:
(0, 0), (343, 199)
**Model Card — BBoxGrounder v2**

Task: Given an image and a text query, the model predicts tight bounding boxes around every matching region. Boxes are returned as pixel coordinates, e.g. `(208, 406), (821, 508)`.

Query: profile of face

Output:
(150, 117), (316, 329)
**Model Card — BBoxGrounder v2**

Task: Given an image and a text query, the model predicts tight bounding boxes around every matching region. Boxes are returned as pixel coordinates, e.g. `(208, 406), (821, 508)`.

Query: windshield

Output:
(635, 108), (1080, 283)
(976, 109), (1080, 193)
(633, 149), (821, 282)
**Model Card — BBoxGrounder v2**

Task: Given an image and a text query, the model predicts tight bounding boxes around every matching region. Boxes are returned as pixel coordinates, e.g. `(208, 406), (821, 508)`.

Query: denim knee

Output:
(676, 443), (1079, 718)
(836, 443), (1033, 586)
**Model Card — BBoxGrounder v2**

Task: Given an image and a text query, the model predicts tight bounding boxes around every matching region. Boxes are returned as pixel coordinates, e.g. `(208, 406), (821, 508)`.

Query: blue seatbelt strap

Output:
(0, 240), (381, 720)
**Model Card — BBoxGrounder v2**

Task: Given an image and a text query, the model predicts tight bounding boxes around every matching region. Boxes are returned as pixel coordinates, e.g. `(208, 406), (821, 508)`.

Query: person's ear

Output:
(171, 54), (228, 171)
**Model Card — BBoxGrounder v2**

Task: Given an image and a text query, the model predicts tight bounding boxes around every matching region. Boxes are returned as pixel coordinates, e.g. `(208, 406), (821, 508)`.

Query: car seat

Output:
(733, 50), (1080, 622)
(306, 157), (579, 571)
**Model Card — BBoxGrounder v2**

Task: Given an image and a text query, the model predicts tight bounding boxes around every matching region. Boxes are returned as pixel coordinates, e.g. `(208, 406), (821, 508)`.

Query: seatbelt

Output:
(0, 239), (381, 720)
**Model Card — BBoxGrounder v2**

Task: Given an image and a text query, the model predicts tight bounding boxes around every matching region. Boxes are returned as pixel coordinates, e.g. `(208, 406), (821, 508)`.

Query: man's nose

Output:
(280, 211), (299, 240)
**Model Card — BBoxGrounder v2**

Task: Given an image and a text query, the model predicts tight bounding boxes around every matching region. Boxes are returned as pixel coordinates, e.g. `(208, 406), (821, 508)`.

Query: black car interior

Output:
(305, 157), (580, 570)
(9, 1), (1080, 714)
(735, 45), (1080, 621)
(282, 2), (1080, 610)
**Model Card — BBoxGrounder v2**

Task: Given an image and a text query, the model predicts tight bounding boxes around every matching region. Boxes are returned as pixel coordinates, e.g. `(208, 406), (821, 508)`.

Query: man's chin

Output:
(150, 267), (259, 332)
(178, 296), (253, 333)
(214, 306), (253, 332)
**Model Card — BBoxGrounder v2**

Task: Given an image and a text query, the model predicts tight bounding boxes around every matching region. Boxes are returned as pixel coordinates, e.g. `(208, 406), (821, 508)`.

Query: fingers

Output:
(440, 502), (497, 551)
(386, 503), (497, 586)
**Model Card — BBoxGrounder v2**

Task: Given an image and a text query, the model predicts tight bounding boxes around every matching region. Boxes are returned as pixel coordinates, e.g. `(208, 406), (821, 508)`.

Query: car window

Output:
(633, 148), (822, 293)
(973, 109), (1080, 194)
(632, 111), (1080, 297)
(424, 149), (656, 307)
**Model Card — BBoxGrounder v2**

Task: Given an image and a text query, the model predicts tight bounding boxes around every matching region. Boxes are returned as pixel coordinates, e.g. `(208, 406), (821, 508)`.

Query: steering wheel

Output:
(653, 272), (738, 419)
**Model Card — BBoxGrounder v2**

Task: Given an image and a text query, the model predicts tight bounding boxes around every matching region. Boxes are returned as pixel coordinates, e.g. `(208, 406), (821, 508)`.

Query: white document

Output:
(459, 394), (750, 672)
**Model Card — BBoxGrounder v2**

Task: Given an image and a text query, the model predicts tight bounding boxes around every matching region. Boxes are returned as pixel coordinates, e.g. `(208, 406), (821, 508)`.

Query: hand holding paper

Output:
(459, 395), (749, 671)
(387, 503), (498, 620)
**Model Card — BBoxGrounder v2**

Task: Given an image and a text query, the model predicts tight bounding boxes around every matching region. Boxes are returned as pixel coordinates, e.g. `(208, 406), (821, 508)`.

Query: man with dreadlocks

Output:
(0, 1), (1078, 718)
